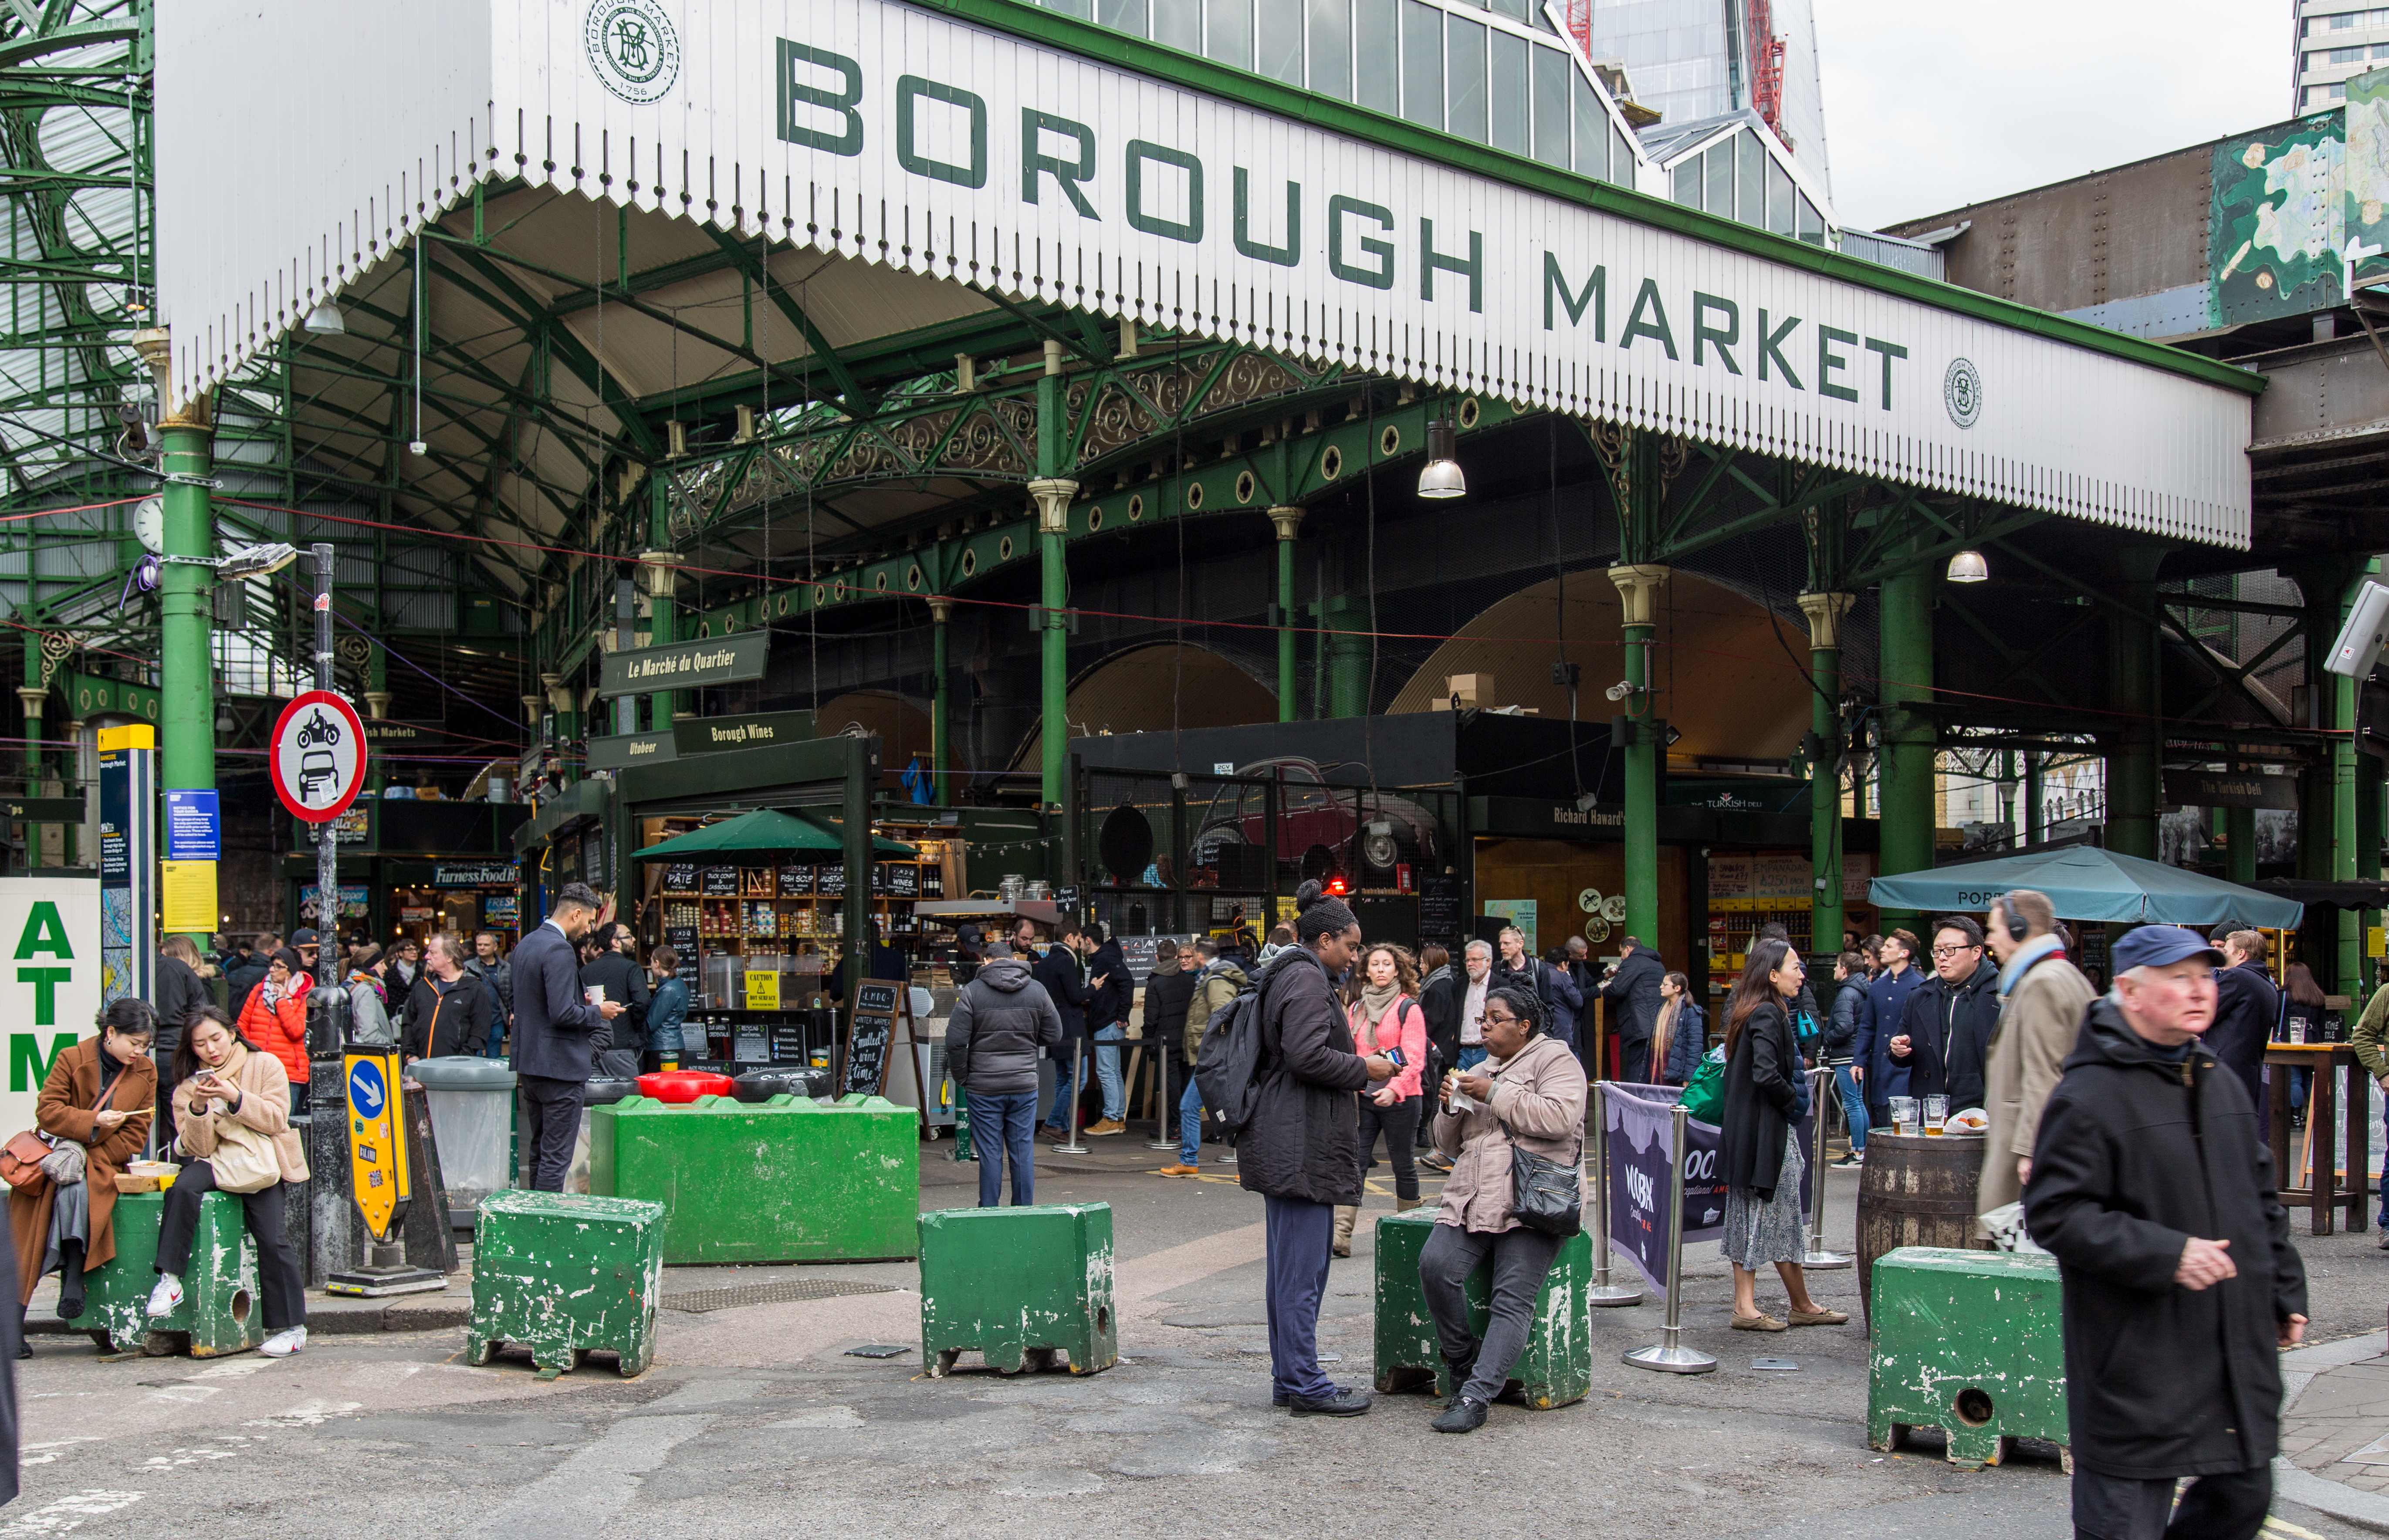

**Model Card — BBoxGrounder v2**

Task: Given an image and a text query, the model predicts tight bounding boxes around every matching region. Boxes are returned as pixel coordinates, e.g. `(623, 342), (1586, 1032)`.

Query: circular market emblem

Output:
(585, 0), (680, 103)
(1944, 357), (1983, 429)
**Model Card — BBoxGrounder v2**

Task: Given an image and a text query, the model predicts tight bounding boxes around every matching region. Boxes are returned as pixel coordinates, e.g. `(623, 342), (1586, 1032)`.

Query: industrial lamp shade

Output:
(1418, 418), (1466, 499)
(1946, 549), (1989, 583)
(302, 297), (347, 336)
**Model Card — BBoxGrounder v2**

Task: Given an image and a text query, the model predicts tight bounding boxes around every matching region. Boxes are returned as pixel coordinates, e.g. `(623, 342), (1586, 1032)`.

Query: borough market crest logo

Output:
(585, 0), (680, 104)
(1943, 356), (1983, 429)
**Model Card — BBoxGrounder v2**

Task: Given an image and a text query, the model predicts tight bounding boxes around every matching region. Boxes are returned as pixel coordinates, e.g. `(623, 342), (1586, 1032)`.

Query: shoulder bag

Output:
(202, 1105), (282, 1194)
(1497, 1056), (1584, 1237)
(0, 1129), (50, 1192)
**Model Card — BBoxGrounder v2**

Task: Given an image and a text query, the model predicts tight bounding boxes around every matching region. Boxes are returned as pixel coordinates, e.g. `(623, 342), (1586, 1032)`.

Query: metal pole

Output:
(1589, 1081), (1642, 1306)
(313, 542), (338, 992)
(1802, 1066), (1851, 1269)
(1054, 1038), (1090, 1155)
(1145, 1034), (1178, 1150)
(1623, 1101), (1716, 1373)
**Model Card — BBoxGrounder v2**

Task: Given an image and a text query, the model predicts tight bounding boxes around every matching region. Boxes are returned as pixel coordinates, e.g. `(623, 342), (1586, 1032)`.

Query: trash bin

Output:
(569, 1076), (643, 1194)
(409, 1056), (518, 1230)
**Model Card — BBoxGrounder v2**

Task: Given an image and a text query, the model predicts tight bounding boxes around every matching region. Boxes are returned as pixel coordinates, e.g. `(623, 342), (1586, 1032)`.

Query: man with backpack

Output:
(1170, 938), (1247, 1172)
(1198, 881), (1394, 1418)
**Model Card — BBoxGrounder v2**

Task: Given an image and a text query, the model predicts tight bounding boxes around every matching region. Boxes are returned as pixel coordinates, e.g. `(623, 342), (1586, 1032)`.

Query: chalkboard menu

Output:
(664, 925), (699, 986)
(1119, 933), (1158, 985)
(662, 862), (698, 895)
(883, 861), (920, 897)
(818, 863), (848, 897)
(700, 865), (739, 896)
(779, 864), (812, 895)
(843, 980), (899, 1095)
(1419, 876), (1463, 942)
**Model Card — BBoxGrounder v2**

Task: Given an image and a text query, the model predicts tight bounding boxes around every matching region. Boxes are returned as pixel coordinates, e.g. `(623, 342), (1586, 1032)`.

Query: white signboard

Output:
(158, 0), (2253, 544)
(0, 878), (105, 1152)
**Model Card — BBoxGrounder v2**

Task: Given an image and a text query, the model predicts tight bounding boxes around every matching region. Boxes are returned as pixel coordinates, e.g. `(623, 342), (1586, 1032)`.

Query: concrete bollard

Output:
(919, 1203), (1116, 1377)
(1868, 1246), (2069, 1469)
(465, 1189), (664, 1379)
(1371, 1210), (1593, 1408)
(83, 1189), (262, 1358)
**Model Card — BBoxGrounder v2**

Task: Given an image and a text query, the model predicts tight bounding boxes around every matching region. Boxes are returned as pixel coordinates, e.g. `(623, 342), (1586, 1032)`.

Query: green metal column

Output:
(1607, 561), (1667, 952)
(2225, 797), (2257, 886)
(2336, 565), (2377, 990)
(2104, 550), (2162, 861)
(928, 597), (953, 806)
(364, 651), (391, 794)
(1322, 594), (1371, 719)
(1876, 546), (1937, 911)
(541, 674), (578, 784)
(154, 380), (217, 821)
(1799, 591), (1854, 961)
(1268, 507), (1303, 720)
(1030, 342), (1076, 813)
(15, 652), (41, 870)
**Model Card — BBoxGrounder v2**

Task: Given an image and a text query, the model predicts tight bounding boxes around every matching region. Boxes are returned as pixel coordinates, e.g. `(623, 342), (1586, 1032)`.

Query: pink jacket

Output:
(1347, 995), (1428, 1098)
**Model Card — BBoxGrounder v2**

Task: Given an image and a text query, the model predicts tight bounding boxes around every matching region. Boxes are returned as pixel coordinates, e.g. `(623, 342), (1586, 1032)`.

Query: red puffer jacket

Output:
(237, 979), (310, 1085)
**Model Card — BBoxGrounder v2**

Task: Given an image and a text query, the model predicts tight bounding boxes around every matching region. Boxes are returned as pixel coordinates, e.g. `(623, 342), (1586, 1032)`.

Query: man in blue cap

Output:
(2026, 925), (2308, 1540)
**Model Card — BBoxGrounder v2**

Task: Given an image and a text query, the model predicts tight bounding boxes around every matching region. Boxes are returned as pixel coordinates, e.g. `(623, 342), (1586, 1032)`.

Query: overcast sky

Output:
(1815, 0), (2290, 230)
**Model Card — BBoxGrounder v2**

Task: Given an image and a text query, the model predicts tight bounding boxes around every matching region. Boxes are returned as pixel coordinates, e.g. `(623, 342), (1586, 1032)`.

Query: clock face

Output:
(133, 495), (165, 555)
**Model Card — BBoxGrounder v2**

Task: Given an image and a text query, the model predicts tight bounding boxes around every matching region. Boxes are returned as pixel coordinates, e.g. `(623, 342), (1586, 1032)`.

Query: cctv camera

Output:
(1604, 680), (1634, 702)
(2327, 579), (2389, 679)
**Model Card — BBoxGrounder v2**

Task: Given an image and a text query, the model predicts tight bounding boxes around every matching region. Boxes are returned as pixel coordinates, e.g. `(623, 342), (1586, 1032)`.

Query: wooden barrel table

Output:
(1857, 1131), (1991, 1332)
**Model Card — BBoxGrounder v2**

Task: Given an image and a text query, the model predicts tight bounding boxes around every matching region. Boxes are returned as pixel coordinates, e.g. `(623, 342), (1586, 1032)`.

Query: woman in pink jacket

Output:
(1333, 942), (1431, 1257)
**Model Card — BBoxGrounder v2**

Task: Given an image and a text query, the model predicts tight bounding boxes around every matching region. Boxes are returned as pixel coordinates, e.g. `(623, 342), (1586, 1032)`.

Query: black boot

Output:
(55, 1239), (85, 1321)
(15, 1306), (28, 1359)
(1442, 1350), (1479, 1407)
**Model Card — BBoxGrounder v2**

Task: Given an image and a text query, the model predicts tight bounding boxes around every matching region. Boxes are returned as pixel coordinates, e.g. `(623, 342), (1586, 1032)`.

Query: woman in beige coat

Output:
(1418, 984), (1587, 1434)
(149, 1005), (310, 1357)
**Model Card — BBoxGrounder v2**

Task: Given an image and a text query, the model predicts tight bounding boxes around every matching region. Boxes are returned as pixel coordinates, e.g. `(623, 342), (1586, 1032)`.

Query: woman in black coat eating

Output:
(1716, 937), (1846, 1332)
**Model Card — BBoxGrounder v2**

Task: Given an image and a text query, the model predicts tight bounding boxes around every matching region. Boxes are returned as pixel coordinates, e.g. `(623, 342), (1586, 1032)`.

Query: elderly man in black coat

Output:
(1241, 881), (1393, 1419)
(2026, 925), (2308, 1540)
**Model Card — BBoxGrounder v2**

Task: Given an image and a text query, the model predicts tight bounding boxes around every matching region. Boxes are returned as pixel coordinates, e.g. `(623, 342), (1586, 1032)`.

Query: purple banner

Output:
(1602, 1079), (1814, 1302)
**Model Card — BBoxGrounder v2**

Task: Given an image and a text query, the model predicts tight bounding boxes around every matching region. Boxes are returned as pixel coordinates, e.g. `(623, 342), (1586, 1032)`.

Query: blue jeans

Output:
(1179, 1075), (1205, 1165)
(1263, 1195), (1338, 1403)
(1457, 1045), (1488, 1072)
(1045, 1047), (1079, 1130)
(972, 1091), (1038, 1207)
(1093, 1023), (1126, 1121)
(1834, 1063), (1869, 1153)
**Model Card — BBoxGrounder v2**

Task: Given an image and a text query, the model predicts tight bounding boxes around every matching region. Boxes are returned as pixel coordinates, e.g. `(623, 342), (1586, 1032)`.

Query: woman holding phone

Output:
(1333, 942), (1430, 1257)
(1716, 939), (1845, 1332)
(148, 1005), (310, 1358)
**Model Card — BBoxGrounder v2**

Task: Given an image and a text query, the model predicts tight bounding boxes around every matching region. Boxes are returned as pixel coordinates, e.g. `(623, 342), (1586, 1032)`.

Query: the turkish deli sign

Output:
(0, 878), (102, 1152)
(499, 0), (2253, 540)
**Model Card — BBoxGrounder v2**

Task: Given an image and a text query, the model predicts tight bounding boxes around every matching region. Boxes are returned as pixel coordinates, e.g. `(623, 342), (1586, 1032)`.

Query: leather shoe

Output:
(1288, 1388), (1371, 1417)
(1432, 1396), (1489, 1433)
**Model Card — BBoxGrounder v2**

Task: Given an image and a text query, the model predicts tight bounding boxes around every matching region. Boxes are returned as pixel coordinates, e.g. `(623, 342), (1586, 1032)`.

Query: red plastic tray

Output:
(636, 1070), (736, 1104)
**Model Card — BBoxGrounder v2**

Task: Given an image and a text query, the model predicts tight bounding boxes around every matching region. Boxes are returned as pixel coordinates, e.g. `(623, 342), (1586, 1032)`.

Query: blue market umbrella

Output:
(1867, 844), (2303, 929)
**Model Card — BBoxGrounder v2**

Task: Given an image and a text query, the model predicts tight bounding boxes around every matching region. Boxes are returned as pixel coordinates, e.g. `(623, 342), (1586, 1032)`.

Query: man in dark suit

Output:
(1034, 922), (1097, 1138)
(2208, 928), (2281, 1122)
(1597, 935), (1666, 1084)
(509, 882), (623, 1191)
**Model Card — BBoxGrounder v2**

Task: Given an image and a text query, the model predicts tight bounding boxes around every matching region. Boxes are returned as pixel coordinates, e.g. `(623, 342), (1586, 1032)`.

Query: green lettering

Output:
(12, 900), (69, 960)
(17, 967), (69, 1026)
(1418, 219), (1481, 312)
(1327, 195), (1394, 290)
(1757, 310), (1802, 388)
(1865, 337), (1909, 410)
(896, 76), (987, 189)
(775, 40), (863, 156)
(1125, 141), (1204, 243)
(8, 1031), (71, 1093)
(1617, 279), (1678, 360)
(1022, 109), (1098, 220)
(1692, 292), (1740, 374)
(1818, 325), (1860, 403)
(1232, 168), (1299, 267)
(1542, 255), (1604, 337)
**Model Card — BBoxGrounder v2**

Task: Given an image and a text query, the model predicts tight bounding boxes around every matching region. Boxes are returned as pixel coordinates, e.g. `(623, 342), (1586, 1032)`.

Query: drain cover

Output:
(844, 1343), (911, 1359)
(661, 1278), (897, 1314)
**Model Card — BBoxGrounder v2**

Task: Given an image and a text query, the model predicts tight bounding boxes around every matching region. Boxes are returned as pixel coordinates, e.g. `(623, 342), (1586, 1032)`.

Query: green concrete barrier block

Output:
(82, 1189), (263, 1358)
(588, 1094), (917, 1264)
(465, 1189), (664, 1378)
(1372, 1211), (1592, 1409)
(1868, 1246), (2068, 1469)
(919, 1203), (1115, 1377)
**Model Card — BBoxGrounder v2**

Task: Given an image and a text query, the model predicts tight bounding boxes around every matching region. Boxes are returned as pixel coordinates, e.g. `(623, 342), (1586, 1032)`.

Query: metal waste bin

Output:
(409, 1056), (518, 1230)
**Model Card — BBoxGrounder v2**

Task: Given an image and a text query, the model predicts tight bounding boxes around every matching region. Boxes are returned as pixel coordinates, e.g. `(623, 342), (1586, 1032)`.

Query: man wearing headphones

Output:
(1976, 888), (2095, 1227)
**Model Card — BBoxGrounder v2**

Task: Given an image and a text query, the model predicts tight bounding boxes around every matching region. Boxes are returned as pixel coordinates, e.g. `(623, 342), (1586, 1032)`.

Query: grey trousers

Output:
(1418, 1221), (1563, 1404)
(2071, 1462), (2270, 1540)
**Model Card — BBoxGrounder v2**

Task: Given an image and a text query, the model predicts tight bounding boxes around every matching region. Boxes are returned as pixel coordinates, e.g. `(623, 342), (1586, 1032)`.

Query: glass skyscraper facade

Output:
(1585, 0), (1832, 196)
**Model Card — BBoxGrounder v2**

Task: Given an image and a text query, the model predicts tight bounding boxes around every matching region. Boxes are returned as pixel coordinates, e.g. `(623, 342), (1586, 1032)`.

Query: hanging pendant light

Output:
(303, 297), (346, 335)
(1946, 549), (1989, 583)
(1417, 417), (1466, 499)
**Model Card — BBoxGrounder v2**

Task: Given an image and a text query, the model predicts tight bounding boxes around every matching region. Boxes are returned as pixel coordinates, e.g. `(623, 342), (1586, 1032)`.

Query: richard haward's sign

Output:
(599, 632), (771, 698)
(0, 879), (102, 1151)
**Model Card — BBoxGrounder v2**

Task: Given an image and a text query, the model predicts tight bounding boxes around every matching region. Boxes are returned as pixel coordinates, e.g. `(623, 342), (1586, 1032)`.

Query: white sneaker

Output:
(145, 1274), (183, 1317)
(257, 1326), (307, 1358)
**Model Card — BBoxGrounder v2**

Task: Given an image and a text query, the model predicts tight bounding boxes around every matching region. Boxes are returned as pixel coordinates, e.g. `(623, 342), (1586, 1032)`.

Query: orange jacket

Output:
(237, 980), (309, 1085)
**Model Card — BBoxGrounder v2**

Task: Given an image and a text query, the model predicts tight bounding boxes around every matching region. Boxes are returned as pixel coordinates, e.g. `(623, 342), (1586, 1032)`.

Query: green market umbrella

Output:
(631, 807), (842, 860)
(1867, 844), (2303, 929)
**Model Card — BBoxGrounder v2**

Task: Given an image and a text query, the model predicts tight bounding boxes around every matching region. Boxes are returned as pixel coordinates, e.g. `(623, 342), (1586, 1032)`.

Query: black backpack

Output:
(1192, 962), (1272, 1135)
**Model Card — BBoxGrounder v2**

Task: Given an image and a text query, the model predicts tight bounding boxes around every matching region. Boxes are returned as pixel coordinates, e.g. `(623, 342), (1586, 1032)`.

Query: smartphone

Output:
(1381, 1046), (1405, 1068)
